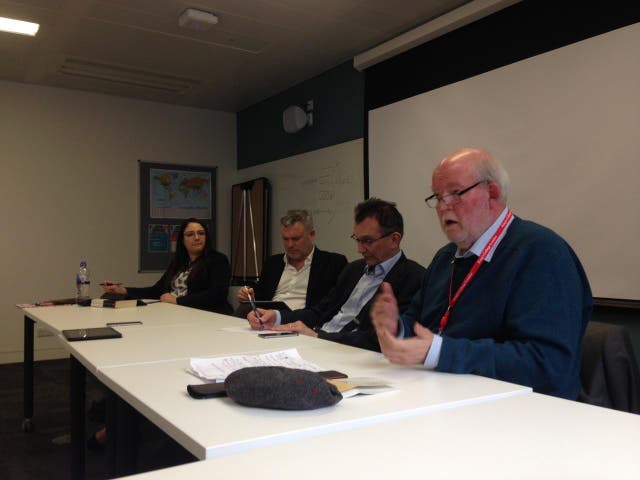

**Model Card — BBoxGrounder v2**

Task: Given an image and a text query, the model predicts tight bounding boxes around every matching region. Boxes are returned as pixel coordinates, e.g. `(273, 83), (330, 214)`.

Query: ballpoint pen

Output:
(246, 287), (264, 330)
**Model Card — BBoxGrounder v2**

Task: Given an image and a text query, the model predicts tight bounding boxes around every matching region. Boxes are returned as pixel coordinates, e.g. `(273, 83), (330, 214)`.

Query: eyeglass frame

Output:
(184, 230), (206, 238)
(350, 231), (394, 246)
(424, 180), (488, 208)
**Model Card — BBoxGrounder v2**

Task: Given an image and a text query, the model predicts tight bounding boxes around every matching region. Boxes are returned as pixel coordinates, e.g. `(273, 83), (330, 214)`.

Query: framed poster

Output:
(139, 161), (216, 272)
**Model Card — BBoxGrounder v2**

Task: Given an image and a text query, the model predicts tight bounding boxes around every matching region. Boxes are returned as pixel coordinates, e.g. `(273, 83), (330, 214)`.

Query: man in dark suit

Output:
(236, 210), (347, 314)
(248, 199), (425, 351)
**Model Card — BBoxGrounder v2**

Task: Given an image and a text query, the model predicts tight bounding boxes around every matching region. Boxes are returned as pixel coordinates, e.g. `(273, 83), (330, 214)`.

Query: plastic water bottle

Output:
(76, 261), (91, 303)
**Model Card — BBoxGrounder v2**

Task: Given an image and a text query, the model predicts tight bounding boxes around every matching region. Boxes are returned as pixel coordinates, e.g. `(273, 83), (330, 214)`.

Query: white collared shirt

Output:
(272, 247), (315, 310)
(454, 207), (513, 261)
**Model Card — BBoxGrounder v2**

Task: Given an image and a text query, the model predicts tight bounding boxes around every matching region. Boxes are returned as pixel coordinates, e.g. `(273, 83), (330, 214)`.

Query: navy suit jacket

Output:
(254, 247), (347, 308)
(280, 253), (425, 351)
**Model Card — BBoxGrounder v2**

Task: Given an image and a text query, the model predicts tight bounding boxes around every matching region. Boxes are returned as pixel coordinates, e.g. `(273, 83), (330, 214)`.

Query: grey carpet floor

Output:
(0, 358), (195, 480)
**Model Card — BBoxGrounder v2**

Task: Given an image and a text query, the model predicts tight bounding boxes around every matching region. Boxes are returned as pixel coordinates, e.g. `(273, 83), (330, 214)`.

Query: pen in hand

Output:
(246, 287), (264, 330)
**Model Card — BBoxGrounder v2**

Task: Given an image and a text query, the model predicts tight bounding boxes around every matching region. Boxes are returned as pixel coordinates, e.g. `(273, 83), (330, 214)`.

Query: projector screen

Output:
(369, 22), (640, 300)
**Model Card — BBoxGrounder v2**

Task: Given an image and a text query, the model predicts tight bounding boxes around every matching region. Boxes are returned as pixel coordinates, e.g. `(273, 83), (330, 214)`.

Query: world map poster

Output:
(150, 168), (212, 219)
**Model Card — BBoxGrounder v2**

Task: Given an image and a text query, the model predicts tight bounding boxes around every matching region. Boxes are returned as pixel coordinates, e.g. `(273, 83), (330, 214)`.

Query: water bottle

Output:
(76, 261), (91, 303)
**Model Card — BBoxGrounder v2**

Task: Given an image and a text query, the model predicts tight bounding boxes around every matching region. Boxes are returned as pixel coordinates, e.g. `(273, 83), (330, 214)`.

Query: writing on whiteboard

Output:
(281, 163), (354, 225)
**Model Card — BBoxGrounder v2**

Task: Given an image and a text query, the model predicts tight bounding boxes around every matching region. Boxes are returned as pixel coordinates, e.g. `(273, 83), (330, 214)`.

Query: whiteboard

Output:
(234, 139), (364, 262)
(369, 23), (640, 300)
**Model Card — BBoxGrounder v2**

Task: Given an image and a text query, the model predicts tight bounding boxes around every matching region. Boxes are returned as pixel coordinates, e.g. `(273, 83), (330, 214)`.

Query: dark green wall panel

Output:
(237, 61), (364, 168)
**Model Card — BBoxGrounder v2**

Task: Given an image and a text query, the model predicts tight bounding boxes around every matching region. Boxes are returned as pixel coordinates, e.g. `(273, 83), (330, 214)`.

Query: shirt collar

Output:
(455, 207), (512, 262)
(283, 246), (315, 267)
(365, 249), (402, 276)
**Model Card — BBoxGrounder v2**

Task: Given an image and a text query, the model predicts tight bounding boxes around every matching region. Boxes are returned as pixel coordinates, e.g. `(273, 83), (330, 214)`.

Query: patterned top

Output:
(171, 269), (191, 297)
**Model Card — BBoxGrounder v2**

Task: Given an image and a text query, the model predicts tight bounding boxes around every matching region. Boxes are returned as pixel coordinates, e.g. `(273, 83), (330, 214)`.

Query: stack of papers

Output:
(188, 348), (323, 382)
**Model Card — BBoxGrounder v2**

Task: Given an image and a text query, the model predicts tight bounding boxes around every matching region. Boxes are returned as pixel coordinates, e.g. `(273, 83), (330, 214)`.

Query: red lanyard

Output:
(438, 210), (513, 334)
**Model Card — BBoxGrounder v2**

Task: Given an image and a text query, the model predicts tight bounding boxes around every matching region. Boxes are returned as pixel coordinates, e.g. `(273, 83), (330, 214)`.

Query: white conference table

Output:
(20, 303), (231, 428)
(21, 302), (244, 479)
(117, 391), (640, 480)
(23, 301), (221, 335)
(96, 337), (531, 461)
(23, 303), (530, 479)
(57, 313), (304, 371)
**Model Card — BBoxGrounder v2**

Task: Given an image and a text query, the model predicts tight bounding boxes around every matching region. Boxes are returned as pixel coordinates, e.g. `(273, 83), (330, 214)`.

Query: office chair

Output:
(579, 321), (640, 414)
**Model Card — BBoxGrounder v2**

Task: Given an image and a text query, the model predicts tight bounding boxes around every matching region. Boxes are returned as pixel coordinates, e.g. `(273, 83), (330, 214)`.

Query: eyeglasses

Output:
(350, 231), (393, 246)
(425, 180), (487, 208)
(184, 230), (206, 238)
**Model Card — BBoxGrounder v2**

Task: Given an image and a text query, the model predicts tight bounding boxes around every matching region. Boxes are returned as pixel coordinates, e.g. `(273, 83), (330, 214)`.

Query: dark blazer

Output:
(280, 253), (425, 351)
(125, 250), (232, 314)
(254, 247), (348, 308)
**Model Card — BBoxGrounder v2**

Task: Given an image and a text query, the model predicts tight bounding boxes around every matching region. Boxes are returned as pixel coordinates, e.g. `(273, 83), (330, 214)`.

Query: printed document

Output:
(189, 348), (322, 382)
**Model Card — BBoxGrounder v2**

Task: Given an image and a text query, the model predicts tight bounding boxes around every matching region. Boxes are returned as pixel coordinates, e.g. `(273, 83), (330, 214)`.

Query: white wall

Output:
(234, 139), (365, 264)
(369, 23), (640, 300)
(1, 80), (236, 363)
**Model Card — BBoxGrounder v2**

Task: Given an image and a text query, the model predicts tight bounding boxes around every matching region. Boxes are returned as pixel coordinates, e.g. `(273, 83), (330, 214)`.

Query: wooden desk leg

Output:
(70, 355), (86, 480)
(22, 316), (34, 432)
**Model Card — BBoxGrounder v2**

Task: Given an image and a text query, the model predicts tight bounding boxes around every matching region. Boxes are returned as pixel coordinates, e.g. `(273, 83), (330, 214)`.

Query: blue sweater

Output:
(401, 217), (592, 399)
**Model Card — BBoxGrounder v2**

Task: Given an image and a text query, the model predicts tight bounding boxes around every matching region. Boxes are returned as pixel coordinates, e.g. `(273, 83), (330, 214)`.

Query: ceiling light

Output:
(178, 8), (218, 31)
(0, 16), (39, 36)
(59, 58), (200, 94)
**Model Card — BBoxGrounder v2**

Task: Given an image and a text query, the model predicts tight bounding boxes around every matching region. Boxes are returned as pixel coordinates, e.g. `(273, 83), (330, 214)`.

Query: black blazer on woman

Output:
(126, 250), (232, 314)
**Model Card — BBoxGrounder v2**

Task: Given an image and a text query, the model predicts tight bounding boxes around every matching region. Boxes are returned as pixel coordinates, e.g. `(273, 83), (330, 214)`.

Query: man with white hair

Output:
(372, 147), (592, 399)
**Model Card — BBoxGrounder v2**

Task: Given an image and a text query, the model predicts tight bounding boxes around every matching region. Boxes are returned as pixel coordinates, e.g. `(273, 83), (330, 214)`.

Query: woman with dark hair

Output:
(103, 218), (232, 314)
(89, 219), (232, 450)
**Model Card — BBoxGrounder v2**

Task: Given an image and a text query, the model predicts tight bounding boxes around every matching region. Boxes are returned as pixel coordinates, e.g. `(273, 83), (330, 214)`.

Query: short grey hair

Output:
(280, 209), (314, 231)
(475, 152), (510, 202)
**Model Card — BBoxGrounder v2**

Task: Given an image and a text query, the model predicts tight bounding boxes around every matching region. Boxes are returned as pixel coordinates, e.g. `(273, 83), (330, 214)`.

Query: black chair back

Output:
(579, 321), (640, 414)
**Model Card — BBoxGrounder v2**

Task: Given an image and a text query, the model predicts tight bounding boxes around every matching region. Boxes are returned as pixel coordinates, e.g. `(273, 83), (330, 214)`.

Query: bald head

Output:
(430, 147), (510, 250)
(435, 147), (510, 203)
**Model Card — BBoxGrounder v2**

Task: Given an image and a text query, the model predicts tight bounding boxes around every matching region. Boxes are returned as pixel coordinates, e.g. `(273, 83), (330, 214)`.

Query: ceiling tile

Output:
(0, 0), (485, 111)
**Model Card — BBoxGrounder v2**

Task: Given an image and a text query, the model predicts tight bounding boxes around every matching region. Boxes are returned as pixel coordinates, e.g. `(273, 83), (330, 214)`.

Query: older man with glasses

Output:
(371, 147), (592, 400)
(247, 198), (425, 351)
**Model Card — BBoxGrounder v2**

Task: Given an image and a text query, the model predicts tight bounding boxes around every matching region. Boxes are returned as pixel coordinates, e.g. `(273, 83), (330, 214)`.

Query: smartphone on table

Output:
(258, 332), (299, 339)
